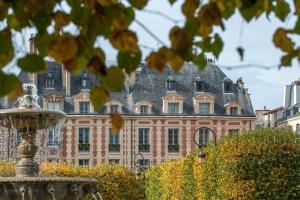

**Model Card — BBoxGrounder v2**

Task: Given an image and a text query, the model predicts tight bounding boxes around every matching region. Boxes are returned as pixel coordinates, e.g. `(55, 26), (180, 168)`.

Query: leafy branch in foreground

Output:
(0, 0), (300, 132)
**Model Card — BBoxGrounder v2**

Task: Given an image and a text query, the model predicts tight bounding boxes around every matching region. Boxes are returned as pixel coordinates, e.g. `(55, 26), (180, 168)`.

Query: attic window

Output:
(223, 77), (233, 93)
(166, 76), (176, 91)
(45, 74), (54, 88)
(81, 72), (89, 89)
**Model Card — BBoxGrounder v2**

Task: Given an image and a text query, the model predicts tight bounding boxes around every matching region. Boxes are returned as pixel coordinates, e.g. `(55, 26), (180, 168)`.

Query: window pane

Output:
(140, 105), (148, 115)
(111, 105), (118, 113)
(230, 107), (238, 115)
(199, 103), (210, 114)
(167, 81), (175, 91)
(80, 102), (90, 113)
(168, 103), (179, 114)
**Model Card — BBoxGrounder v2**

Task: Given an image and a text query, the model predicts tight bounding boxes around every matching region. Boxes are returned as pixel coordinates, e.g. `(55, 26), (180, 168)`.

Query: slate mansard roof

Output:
(17, 61), (255, 117)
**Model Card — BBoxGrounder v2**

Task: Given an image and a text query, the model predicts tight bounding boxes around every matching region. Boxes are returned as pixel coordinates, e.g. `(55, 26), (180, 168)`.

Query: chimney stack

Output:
(29, 34), (36, 54)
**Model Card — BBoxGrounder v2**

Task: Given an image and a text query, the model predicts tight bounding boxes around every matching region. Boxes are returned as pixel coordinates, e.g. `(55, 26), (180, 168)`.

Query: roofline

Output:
(263, 107), (283, 115)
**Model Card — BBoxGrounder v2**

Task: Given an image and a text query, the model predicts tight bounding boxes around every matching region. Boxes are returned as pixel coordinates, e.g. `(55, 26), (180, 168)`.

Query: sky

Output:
(8, 0), (300, 111)
(124, 0), (300, 111)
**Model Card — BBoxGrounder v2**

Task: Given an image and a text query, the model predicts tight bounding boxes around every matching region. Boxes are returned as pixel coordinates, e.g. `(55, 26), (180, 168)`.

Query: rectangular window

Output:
(110, 105), (118, 113)
(48, 128), (60, 146)
(78, 159), (89, 166)
(199, 103), (210, 114)
(230, 107), (238, 115)
(79, 101), (90, 114)
(78, 128), (90, 152)
(109, 128), (120, 152)
(45, 78), (54, 88)
(228, 129), (239, 137)
(168, 103), (179, 114)
(195, 81), (204, 92)
(139, 128), (150, 152)
(166, 81), (176, 91)
(168, 129), (179, 153)
(47, 102), (60, 111)
(109, 159), (120, 165)
(140, 105), (148, 115)
(81, 78), (89, 89)
(224, 82), (232, 92)
(139, 159), (150, 169)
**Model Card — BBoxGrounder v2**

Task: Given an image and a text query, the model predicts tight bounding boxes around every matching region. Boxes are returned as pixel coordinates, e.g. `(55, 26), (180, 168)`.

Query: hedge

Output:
(146, 128), (300, 200)
(0, 160), (143, 200)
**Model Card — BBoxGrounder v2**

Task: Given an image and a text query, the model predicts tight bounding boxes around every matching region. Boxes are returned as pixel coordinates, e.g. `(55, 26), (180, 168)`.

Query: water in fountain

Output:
(0, 83), (98, 200)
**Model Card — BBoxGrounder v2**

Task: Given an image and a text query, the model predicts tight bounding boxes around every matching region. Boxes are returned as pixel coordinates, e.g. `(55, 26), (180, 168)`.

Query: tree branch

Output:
(141, 9), (183, 24)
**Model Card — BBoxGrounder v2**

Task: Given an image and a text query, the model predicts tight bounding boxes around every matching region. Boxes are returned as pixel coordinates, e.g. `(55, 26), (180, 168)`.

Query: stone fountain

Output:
(0, 83), (98, 200)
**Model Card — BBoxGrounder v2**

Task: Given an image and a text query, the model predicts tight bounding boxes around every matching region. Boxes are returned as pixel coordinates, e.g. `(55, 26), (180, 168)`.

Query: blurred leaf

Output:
(0, 72), (19, 96)
(0, 28), (13, 68)
(18, 54), (46, 72)
(274, 0), (290, 21)
(169, 0), (177, 5)
(212, 34), (223, 58)
(168, 52), (184, 72)
(117, 51), (141, 74)
(236, 46), (245, 61)
(8, 80), (23, 102)
(273, 28), (294, 52)
(97, 0), (117, 6)
(193, 53), (206, 70)
(169, 27), (193, 59)
(294, 17), (300, 34)
(54, 11), (71, 30)
(128, 0), (148, 10)
(182, 0), (200, 19)
(110, 112), (124, 135)
(0, 1), (8, 20)
(102, 67), (125, 92)
(90, 86), (109, 110)
(295, 0), (300, 15)
(281, 53), (293, 66)
(197, 2), (222, 37)
(216, 0), (237, 19)
(147, 48), (168, 73)
(109, 30), (139, 53)
(87, 53), (107, 76)
(48, 35), (78, 63)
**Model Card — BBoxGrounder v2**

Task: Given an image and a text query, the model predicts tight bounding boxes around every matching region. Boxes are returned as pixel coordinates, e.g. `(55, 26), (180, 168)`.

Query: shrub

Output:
(198, 128), (300, 200)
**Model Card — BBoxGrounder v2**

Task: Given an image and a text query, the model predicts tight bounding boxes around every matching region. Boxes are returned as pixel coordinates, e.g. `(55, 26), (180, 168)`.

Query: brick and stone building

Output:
(0, 58), (256, 169)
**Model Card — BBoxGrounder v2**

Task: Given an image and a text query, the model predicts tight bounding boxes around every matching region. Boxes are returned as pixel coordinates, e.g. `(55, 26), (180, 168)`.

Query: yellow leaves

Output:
(273, 28), (294, 52)
(295, 0), (300, 15)
(8, 80), (24, 102)
(102, 67), (125, 92)
(110, 112), (124, 135)
(182, 0), (200, 19)
(54, 11), (70, 30)
(48, 35), (78, 63)
(90, 86), (109, 110)
(197, 2), (222, 37)
(0, 28), (13, 68)
(109, 30), (139, 54)
(169, 27), (192, 58)
(0, 0), (8, 20)
(147, 48), (184, 73)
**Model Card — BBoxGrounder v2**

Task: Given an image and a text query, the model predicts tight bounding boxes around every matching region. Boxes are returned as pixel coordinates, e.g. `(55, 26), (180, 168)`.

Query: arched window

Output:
(166, 76), (176, 91)
(194, 76), (204, 92)
(45, 73), (54, 88)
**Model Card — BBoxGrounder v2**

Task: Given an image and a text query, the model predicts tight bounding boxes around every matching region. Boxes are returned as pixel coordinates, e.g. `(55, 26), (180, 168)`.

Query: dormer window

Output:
(80, 72), (89, 90)
(223, 77), (233, 93)
(45, 74), (54, 88)
(230, 107), (238, 115)
(166, 76), (176, 91)
(168, 103), (179, 114)
(111, 105), (118, 113)
(140, 105), (148, 115)
(79, 101), (90, 114)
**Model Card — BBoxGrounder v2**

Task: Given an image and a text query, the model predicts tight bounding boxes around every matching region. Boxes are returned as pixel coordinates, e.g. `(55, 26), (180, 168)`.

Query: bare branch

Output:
(141, 9), (184, 24)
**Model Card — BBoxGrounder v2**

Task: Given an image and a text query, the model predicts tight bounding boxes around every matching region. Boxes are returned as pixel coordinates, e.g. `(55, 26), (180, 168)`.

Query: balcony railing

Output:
(138, 144), (150, 152)
(78, 143), (90, 152)
(109, 144), (120, 152)
(168, 144), (180, 153)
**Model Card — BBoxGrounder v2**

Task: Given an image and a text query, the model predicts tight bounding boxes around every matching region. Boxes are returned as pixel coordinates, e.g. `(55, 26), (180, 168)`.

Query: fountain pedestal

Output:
(16, 129), (38, 177)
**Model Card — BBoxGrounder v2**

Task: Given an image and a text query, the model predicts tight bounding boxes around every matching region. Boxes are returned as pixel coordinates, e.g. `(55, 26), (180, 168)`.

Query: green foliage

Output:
(145, 128), (300, 200)
(1, 0), (300, 130)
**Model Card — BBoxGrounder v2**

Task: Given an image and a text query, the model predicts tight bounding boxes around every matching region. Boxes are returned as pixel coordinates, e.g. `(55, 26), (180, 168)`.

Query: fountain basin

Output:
(0, 109), (66, 130)
(0, 177), (98, 200)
